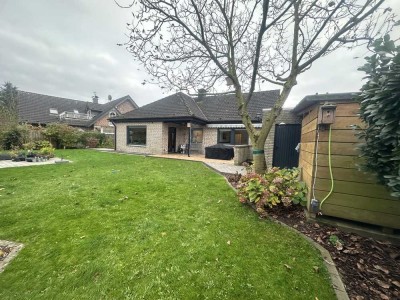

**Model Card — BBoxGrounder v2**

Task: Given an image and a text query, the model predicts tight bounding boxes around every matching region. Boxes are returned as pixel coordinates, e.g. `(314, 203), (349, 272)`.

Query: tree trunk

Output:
(249, 76), (298, 174)
(252, 147), (266, 174)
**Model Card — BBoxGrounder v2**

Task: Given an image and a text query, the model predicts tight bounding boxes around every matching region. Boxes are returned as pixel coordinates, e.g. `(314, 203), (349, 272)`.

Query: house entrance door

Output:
(168, 127), (177, 152)
(272, 124), (301, 168)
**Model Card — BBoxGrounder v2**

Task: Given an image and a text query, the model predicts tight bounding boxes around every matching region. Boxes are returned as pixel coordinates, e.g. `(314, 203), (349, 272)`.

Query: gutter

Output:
(110, 120), (116, 151)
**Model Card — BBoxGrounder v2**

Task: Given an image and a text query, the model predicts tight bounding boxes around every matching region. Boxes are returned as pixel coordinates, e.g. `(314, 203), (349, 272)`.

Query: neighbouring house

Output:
(294, 92), (400, 232)
(17, 91), (138, 134)
(111, 90), (301, 166)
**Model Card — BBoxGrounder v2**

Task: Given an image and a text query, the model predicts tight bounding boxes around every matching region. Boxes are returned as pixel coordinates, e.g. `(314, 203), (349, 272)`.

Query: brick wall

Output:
(95, 114), (112, 127)
(117, 100), (136, 114)
(95, 100), (136, 131)
(203, 128), (218, 149)
(264, 109), (301, 167)
(115, 122), (165, 155)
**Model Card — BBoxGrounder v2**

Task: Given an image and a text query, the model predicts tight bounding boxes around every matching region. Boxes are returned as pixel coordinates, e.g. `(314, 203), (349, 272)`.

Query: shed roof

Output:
(293, 92), (360, 114)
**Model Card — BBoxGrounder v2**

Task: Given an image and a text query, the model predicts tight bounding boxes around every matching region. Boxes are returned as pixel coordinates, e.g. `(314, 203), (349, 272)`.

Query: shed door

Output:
(272, 124), (301, 168)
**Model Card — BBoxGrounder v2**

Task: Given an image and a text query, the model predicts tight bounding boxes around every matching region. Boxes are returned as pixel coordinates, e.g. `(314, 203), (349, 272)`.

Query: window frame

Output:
(217, 128), (249, 145)
(218, 129), (232, 144)
(191, 128), (203, 144)
(127, 126), (147, 146)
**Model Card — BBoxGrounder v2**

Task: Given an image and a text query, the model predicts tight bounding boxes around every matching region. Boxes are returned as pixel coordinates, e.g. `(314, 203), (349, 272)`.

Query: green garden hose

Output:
(320, 125), (334, 210)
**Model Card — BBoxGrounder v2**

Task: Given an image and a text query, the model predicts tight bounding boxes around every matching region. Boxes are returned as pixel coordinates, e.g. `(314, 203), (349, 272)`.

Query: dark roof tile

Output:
(17, 91), (137, 127)
(114, 90), (280, 122)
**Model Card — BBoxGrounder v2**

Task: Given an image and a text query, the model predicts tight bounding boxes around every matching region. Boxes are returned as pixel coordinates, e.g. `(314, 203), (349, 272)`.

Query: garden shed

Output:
(294, 93), (400, 232)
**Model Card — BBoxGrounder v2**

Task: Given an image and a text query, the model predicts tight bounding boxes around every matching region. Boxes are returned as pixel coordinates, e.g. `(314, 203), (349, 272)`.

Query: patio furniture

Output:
(205, 144), (234, 160)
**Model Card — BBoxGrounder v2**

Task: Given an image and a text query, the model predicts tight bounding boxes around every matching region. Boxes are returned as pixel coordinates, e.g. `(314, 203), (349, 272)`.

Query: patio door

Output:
(168, 127), (177, 152)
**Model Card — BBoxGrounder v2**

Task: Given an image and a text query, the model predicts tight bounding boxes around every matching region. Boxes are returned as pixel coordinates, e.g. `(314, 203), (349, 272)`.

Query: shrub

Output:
(43, 124), (80, 149)
(79, 131), (106, 147)
(34, 140), (52, 150)
(23, 142), (36, 150)
(0, 126), (27, 150)
(101, 135), (115, 149)
(39, 146), (55, 158)
(357, 36), (400, 198)
(86, 137), (99, 148)
(237, 167), (307, 216)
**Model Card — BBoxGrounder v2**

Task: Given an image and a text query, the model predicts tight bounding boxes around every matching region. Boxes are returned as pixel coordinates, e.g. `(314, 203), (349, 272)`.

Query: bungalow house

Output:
(17, 91), (138, 134)
(111, 90), (301, 166)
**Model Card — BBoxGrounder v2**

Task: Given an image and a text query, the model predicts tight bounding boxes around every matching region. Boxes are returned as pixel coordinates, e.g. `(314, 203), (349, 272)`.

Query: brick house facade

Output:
(112, 91), (301, 165)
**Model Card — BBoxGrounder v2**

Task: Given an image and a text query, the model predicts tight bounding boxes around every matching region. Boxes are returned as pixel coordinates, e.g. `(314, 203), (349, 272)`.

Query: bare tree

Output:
(117, 0), (395, 173)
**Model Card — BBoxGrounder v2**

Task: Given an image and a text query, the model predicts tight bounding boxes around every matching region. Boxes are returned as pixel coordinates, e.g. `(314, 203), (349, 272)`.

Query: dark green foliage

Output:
(237, 167), (308, 216)
(43, 123), (80, 149)
(0, 126), (28, 150)
(358, 35), (400, 198)
(79, 131), (107, 148)
(1, 128), (23, 150)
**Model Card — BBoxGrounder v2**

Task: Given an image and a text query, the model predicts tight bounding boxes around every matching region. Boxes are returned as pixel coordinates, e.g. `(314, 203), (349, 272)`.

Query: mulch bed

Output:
(224, 173), (400, 300)
(0, 245), (12, 261)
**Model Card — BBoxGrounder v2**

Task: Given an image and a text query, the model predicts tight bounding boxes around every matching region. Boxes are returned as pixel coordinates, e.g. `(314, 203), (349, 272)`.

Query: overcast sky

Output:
(0, 0), (399, 108)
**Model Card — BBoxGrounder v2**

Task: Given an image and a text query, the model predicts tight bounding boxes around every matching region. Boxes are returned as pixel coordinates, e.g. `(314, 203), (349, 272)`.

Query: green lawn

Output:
(0, 150), (335, 299)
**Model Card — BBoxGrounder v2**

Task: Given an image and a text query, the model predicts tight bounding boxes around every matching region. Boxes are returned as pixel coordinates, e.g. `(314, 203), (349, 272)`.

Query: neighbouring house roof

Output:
(17, 91), (138, 127)
(112, 90), (280, 124)
(292, 92), (360, 114)
(86, 95), (139, 127)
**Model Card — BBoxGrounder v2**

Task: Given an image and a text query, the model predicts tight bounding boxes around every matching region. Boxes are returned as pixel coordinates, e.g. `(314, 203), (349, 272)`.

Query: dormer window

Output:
(49, 108), (58, 114)
(74, 109), (79, 114)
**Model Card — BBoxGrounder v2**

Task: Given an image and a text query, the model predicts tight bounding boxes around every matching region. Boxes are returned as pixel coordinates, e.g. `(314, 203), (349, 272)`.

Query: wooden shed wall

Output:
(298, 102), (400, 229)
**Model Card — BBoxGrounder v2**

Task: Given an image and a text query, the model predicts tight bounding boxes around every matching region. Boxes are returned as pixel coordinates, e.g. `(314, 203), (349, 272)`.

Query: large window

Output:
(127, 126), (146, 146)
(218, 129), (231, 143)
(218, 129), (249, 145)
(191, 129), (203, 143)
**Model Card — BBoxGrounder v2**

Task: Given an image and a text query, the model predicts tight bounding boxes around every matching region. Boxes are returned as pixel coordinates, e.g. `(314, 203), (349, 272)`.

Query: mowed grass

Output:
(0, 150), (335, 299)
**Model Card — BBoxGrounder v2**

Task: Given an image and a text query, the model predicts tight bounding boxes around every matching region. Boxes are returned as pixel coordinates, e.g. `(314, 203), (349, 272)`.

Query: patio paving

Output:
(149, 153), (246, 175)
(0, 158), (62, 169)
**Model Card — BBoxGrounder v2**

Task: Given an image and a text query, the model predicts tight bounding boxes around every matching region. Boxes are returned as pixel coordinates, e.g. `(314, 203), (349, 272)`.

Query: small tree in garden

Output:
(117, 0), (395, 173)
(358, 36), (400, 198)
(0, 82), (18, 131)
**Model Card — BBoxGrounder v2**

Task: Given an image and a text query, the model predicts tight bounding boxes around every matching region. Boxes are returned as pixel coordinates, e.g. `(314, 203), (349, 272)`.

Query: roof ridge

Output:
(18, 90), (89, 104)
(177, 93), (194, 116)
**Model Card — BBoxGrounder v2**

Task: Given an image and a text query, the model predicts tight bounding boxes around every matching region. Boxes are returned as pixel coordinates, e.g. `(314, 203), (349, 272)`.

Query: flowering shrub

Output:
(237, 167), (307, 216)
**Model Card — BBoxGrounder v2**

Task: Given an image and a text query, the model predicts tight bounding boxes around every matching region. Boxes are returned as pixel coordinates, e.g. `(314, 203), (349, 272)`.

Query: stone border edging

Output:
(205, 164), (349, 300)
(0, 240), (24, 273)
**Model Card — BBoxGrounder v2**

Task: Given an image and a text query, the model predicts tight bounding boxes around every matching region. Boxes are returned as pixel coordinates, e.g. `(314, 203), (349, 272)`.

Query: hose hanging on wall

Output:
(319, 124), (334, 210)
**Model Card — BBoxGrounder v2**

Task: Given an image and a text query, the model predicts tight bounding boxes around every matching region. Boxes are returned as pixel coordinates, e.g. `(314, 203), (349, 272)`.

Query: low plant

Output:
(39, 146), (55, 158)
(237, 167), (308, 216)
(264, 167), (307, 206)
(34, 140), (52, 150)
(22, 142), (36, 150)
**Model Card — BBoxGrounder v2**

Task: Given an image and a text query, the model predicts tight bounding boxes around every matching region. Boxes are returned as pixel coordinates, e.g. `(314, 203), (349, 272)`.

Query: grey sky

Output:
(0, 0), (399, 108)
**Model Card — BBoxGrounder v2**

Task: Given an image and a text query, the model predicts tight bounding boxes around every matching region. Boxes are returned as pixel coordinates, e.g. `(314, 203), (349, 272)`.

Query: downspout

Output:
(188, 127), (191, 157)
(111, 120), (116, 151)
